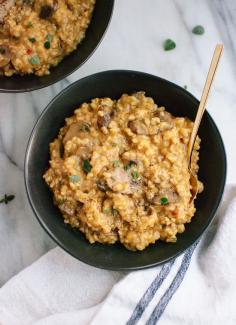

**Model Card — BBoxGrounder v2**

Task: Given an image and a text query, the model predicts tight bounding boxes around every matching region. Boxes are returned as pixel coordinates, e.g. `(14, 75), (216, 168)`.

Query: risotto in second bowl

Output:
(0, 0), (95, 76)
(44, 92), (203, 251)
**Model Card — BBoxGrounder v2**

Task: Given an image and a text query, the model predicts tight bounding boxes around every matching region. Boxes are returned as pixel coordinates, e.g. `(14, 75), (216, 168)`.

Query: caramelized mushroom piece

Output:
(96, 180), (109, 192)
(59, 201), (75, 216)
(0, 45), (10, 67)
(157, 111), (173, 123)
(63, 122), (90, 144)
(149, 188), (179, 205)
(0, 0), (15, 23)
(97, 112), (111, 128)
(128, 120), (148, 135)
(106, 168), (130, 191)
(39, 1), (57, 19)
(105, 167), (140, 194)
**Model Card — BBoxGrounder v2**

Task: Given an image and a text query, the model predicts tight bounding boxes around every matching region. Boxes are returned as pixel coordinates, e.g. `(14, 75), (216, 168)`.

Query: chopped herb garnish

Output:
(184, 85), (187, 90)
(82, 160), (92, 173)
(28, 21), (33, 28)
(111, 143), (117, 147)
(124, 160), (137, 171)
(44, 41), (51, 49)
(192, 25), (205, 35)
(164, 39), (176, 51)
(132, 171), (139, 180)
(29, 55), (40, 65)
(169, 236), (177, 243)
(112, 207), (118, 217)
(46, 33), (54, 42)
(0, 194), (15, 205)
(160, 197), (169, 205)
(69, 175), (80, 183)
(103, 208), (110, 214)
(113, 160), (120, 168)
(29, 37), (36, 43)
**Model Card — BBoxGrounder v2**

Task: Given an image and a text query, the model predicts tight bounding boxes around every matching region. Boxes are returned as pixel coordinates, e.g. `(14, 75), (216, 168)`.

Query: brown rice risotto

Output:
(44, 92), (203, 251)
(0, 0), (95, 76)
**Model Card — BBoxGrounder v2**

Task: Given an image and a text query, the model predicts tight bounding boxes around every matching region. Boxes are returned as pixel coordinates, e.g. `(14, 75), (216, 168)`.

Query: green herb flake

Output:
(29, 37), (36, 43)
(29, 55), (40, 65)
(46, 33), (54, 42)
(192, 25), (205, 35)
(27, 21), (33, 28)
(160, 197), (169, 206)
(124, 160), (137, 171)
(103, 208), (110, 214)
(69, 175), (80, 183)
(163, 39), (176, 51)
(111, 143), (117, 147)
(82, 159), (92, 173)
(132, 170), (139, 180)
(112, 207), (118, 217)
(44, 41), (51, 49)
(184, 85), (187, 90)
(113, 160), (120, 168)
(0, 194), (15, 205)
(169, 236), (177, 243)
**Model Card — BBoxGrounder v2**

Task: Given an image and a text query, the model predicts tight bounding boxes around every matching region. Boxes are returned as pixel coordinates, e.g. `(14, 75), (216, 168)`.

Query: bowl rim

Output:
(24, 70), (227, 270)
(0, 1), (114, 93)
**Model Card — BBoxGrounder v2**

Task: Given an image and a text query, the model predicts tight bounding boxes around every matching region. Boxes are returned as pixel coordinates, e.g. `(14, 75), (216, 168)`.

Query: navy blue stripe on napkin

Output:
(146, 241), (198, 325)
(126, 259), (175, 325)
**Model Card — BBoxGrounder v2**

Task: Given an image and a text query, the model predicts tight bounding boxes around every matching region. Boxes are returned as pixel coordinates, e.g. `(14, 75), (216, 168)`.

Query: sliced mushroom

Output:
(97, 112), (111, 128)
(105, 167), (140, 194)
(63, 122), (90, 144)
(96, 180), (109, 192)
(39, 2), (57, 19)
(0, 0), (15, 23)
(162, 188), (179, 203)
(59, 201), (75, 216)
(0, 45), (10, 67)
(59, 200), (83, 216)
(157, 111), (173, 123)
(128, 120), (148, 135)
(150, 188), (179, 205)
(106, 168), (129, 192)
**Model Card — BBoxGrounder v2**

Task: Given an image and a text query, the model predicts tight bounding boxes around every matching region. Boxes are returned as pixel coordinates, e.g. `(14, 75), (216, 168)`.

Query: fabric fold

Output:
(0, 186), (235, 325)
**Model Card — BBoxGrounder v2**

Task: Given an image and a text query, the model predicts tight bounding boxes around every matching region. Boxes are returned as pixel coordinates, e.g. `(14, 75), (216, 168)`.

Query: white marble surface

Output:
(0, 0), (236, 285)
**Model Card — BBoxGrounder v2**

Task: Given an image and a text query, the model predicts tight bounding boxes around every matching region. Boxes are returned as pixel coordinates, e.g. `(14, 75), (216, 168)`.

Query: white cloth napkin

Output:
(0, 186), (236, 325)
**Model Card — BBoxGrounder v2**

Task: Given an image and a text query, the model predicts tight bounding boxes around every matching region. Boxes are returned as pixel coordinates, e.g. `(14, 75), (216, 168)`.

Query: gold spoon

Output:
(188, 44), (223, 203)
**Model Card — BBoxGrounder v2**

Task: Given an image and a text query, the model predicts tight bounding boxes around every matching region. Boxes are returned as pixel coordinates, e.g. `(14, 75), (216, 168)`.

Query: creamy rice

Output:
(0, 0), (95, 76)
(44, 92), (203, 251)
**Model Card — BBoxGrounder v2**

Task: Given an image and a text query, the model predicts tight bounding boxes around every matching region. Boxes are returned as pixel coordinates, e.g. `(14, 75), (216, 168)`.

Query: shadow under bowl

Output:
(24, 70), (227, 270)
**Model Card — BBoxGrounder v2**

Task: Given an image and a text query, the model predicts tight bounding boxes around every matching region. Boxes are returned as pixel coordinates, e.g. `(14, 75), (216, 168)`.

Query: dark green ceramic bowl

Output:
(24, 70), (227, 270)
(0, 0), (114, 93)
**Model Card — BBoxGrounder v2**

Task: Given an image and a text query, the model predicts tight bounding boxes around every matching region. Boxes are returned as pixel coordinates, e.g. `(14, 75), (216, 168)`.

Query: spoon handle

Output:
(188, 44), (223, 164)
